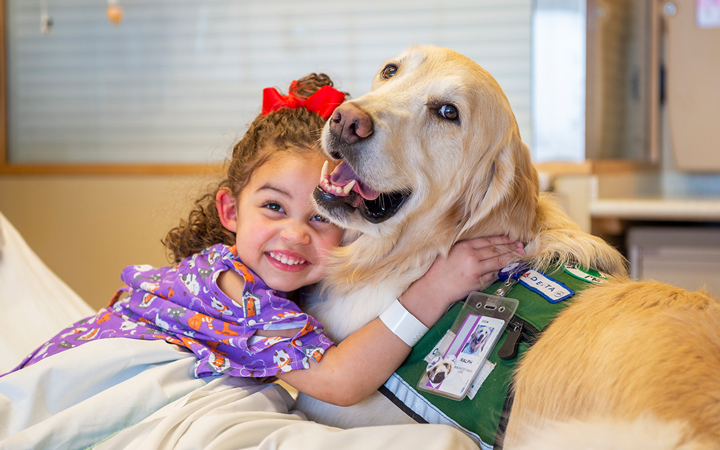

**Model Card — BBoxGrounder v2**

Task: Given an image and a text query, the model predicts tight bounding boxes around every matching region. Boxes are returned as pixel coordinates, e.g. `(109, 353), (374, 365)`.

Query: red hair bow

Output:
(261, 81), (345, 119)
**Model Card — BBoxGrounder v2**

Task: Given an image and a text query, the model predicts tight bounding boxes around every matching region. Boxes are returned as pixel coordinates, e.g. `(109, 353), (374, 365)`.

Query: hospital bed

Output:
(0, 211), (477, 449)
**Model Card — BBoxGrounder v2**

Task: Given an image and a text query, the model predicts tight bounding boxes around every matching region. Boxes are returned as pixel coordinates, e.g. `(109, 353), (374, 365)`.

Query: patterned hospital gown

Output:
(10, 244), (334, 378)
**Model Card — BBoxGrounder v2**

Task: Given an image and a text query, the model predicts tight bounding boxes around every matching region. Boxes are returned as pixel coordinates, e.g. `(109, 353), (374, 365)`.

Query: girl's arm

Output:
(277, 235), (523, 406)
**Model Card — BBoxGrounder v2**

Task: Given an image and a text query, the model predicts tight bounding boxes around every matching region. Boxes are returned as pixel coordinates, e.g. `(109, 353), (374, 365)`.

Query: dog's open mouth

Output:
(314, 160), (410, 224)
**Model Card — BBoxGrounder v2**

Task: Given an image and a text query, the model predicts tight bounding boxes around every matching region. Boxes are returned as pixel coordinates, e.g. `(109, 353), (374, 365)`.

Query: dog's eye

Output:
(438, 104), (459, 121)
(381, 64), (398, 79)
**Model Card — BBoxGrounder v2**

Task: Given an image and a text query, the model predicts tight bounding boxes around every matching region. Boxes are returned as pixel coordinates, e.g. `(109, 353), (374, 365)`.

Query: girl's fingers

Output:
(495, 249), (519, 269)
(466, 235), (514, 249)
(474, 243), (523, 263)
(473, 243), (523, 285)
(465, 236), (525, 255)
(479, 271), (500, 288)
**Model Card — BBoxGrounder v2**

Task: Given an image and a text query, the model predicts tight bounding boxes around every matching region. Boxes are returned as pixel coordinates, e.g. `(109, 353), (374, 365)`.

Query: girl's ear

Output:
(216, 188), (238, 232)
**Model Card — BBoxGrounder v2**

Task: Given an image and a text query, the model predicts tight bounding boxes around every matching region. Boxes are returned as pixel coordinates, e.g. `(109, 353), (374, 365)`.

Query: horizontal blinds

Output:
(7, 0), (532, 164)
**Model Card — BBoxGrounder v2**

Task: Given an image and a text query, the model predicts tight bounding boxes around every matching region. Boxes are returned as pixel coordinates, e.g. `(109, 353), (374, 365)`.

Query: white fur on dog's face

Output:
(316, 45), (538, 243)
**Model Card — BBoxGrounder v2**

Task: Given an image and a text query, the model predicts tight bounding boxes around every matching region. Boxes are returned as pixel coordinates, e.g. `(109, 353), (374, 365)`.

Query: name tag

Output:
(563, 263), (608, 284)
(520, 269), (574, 303)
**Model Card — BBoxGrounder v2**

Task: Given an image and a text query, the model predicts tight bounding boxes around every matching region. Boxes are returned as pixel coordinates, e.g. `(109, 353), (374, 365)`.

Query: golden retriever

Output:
(299, 45), (720, 448)
(306, 45), (623, 342)
(299, 42), (624, 428)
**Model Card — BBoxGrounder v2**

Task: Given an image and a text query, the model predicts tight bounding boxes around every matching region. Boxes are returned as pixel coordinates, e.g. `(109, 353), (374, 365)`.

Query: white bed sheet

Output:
(0, 212), (481, 449)
(0, 336), (478, 449)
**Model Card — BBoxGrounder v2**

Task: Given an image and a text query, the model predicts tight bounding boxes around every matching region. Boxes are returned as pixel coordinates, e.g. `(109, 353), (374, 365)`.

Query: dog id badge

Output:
(417, 292), (518, 401)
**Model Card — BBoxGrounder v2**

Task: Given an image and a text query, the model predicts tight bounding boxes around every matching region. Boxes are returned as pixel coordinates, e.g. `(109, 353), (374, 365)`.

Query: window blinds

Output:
(6, 0), (532, 164)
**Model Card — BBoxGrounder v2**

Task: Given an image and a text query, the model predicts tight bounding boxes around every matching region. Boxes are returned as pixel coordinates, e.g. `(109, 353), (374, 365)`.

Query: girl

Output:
(7, 74), (522, 407)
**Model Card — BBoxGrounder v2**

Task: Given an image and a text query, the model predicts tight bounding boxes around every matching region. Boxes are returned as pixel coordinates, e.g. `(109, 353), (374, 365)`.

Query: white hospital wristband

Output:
(379, 299), (430, 347)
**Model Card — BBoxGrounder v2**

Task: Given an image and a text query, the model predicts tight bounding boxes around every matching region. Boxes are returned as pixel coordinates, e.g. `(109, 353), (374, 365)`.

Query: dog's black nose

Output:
(329, 102), (373, 144)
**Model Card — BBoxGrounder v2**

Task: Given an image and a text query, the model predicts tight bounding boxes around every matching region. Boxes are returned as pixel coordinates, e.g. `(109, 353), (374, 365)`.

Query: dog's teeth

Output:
(343, 180), (356, 195)
(321, 161), (329, 181)
(335, 186), (343, 195)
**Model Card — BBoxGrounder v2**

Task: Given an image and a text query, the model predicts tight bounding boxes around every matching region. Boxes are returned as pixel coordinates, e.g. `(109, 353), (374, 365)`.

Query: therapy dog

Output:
(298, 42), (624, 431)
(299, 45), (720, 448)
(305, 45), (623, 342)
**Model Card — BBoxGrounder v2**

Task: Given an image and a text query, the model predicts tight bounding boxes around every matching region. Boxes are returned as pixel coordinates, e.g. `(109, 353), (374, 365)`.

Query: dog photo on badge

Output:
(425, 355), (456, 385)
(462, 324), (494, 356)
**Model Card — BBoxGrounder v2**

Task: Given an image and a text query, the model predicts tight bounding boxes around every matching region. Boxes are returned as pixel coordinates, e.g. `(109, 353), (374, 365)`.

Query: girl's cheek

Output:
(329, 227), (344, 246)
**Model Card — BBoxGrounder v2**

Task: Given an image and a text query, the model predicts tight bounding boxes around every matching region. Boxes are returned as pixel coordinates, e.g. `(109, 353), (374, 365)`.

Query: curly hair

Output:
(163, 73), (344, 263)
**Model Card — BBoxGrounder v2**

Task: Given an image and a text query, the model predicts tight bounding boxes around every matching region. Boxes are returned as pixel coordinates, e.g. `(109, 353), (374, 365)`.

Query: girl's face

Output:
(230, 152), (343, 292)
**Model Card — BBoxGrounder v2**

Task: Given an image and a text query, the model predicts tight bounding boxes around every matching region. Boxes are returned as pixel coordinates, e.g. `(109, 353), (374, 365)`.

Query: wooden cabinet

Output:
(664, 0), (720, 171)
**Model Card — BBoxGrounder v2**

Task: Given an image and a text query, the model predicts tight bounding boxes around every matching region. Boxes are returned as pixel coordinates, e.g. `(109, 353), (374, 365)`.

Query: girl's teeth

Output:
(270, 252), (306, 266)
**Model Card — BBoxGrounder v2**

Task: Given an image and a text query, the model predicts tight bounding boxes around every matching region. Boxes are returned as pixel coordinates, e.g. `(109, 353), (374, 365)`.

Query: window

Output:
(2, 0), (532, 172)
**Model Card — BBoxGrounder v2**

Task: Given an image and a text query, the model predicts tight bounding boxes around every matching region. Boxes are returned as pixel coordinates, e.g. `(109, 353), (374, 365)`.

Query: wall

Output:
(0, 173), (219, 310)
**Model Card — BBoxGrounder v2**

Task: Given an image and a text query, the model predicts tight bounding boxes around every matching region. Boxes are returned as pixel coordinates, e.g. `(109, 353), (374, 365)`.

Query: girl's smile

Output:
(267, 250), (310, 270)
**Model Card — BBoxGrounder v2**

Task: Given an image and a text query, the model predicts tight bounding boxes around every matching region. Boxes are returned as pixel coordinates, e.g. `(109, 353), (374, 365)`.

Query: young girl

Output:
(7, 74), (522, 407)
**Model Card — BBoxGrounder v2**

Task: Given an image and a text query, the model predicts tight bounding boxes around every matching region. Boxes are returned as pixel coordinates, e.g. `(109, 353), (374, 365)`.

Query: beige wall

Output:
(0, 173), (221, 311)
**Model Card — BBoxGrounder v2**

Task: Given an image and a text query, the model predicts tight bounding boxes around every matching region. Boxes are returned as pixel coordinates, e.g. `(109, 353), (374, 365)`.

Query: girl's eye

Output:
(381, 64), (398, 79)
(263, 202), (284, 213)
(438, 104), (459, 121)
(311, 214), (330, 223)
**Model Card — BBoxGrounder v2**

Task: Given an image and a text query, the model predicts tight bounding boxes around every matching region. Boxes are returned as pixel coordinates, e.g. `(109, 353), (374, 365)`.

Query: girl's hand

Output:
(400, 236), (524, 326)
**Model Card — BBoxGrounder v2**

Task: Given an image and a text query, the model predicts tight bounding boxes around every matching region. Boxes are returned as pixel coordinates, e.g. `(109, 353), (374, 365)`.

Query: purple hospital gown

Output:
(9, 244), (334, 378)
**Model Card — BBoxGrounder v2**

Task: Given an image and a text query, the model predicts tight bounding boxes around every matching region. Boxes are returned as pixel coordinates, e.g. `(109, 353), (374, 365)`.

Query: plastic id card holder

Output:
(417, 292), (518, 401)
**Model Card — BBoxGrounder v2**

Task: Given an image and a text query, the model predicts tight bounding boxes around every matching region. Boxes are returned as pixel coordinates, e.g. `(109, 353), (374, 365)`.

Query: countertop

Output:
(591, 198), (720, 221)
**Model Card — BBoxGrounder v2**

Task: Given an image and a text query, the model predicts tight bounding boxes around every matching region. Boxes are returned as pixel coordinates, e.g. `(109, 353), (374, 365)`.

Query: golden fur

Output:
(301, 45), (720, 447)
(512, 416), (714, 450)
(505, 280), (720, 448)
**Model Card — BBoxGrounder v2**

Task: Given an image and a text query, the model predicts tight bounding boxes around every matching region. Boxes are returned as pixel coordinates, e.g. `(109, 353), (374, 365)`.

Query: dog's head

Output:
(427, 356), (455, 384)
(470, 327), (491, 353)
(475, 327), (491, 342)
(315, 45), (538, 244)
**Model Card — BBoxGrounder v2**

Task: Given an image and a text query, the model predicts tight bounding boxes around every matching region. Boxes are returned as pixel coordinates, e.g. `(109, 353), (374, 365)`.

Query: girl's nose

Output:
(280, 221), (311, 245)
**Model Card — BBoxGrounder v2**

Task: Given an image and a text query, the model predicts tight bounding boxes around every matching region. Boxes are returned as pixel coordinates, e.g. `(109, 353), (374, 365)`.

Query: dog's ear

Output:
(457, 130), (538, 242)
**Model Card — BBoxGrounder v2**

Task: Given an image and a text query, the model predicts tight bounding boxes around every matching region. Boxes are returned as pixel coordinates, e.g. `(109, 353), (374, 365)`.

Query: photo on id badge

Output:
(424, 314), (503, 397)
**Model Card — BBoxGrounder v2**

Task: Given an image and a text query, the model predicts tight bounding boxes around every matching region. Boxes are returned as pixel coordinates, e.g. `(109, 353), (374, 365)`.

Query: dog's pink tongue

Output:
(330, 161), (380, 200)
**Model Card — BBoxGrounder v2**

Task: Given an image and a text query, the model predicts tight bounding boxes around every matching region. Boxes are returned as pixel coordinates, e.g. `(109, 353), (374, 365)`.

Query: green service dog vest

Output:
(379, 263), (605, 449)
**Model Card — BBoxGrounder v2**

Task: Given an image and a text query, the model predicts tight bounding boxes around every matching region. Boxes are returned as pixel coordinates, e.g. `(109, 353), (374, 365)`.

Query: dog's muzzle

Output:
(316, 113), (411, 224)
(313, 186), (408, 224)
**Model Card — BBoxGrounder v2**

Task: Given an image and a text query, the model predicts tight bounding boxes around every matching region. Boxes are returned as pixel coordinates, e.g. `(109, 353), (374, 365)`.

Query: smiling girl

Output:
(9, 74), (522, 407)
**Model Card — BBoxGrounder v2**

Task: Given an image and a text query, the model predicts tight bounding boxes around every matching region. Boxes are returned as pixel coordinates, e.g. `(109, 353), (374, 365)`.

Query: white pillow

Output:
(0, 211), (94, 373)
